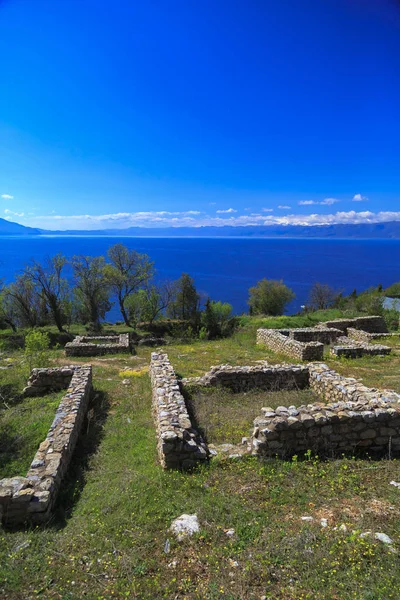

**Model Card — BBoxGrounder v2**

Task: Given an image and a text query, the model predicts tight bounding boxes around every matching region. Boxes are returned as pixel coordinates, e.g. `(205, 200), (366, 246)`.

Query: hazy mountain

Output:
(39, 221), (400, 238)
(0, 218), (41, 235)
(1, 217), (400, 238)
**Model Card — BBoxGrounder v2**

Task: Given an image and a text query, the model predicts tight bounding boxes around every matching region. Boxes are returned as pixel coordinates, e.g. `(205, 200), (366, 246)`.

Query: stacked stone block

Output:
(65, 333), (131, 356)
(330, 335), (391, 358)
(323, 316), (388, 333)
(0, 366), (92, 526)
(182, 363), (310, 393)
(257, 329), (324, 361)
(252, 363), (400, 459)
(149, 352), (209, 470)
(347, 328), (399, 343)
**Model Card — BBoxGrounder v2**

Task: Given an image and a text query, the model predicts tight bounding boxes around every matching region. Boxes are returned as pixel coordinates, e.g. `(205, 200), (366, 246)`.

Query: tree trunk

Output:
(119, 294), (131, 327)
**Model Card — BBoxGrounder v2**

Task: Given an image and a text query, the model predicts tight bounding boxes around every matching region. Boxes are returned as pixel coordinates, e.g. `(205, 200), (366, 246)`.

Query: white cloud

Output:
(299, 198), (339, 206)
(4, 208), (24, 217)
(353, 193), (368, 201)
(1, 194), (14, 200)
(262, 208), (274, 212)
(216, 208), (237, 214)
(278, 205), (291, 209)
(8, 209), (400, 230)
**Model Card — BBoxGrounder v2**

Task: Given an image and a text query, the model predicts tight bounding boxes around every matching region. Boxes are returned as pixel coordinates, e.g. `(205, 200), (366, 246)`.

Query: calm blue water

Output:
(1, 236), (399, 319)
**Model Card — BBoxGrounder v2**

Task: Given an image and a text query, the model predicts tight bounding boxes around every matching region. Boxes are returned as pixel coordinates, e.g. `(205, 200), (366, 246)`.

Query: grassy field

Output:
(1, 321), (400, 599)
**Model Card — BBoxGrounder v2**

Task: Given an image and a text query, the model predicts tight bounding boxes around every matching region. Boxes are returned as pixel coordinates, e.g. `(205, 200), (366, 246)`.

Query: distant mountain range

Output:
(1, 217), (400, 239)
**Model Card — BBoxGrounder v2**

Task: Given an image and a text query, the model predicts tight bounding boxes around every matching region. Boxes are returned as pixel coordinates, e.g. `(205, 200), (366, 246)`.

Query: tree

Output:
(166, 273), (200, 322)
(105, 244), (154, 326)
(248, 279), (295, 316)
(0, 282), (17, 331)
(201, 299), (234, 339)
(385, 282), (400, 298)
(308, 282), (339, 311)
(1, 275), (43, 329)
(125, 281), (176, 327)
(72, 255), (112, 331)
(24, 254), (70, 332)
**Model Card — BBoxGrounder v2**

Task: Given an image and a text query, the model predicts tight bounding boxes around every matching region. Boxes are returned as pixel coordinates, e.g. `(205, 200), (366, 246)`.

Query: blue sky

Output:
(0, 0), (399, 230)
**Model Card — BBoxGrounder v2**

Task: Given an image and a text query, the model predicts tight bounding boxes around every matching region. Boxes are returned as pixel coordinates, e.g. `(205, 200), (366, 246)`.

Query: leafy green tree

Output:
(125, 281), (176, 327)
(1, 275), (43, 329)
(201, 298), (234, 339)
(248, 278), (295, 316)
(105, 244), (154, 326)
(385, 282), (400, 298)
(24, 254), (70, 332)
(355, 287), (384, 315)
(166, 273), (200, 322)
(72, 255), (112, 332)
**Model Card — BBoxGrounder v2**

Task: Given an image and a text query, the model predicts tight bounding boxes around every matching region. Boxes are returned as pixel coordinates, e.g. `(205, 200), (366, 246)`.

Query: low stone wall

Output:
(347, 328), (399, 343)
(323, 316), (388, 334)
(257, 329), (324, 361)
(149, 352), (209, 470)
(330, 335), (391, 358)
(0, 366), (93, 526)
(65, 333), (131, 356)
(288, 327), (344, 344)
(22, 366), (75, 397)
(252, 363), (400, 458)
(182, 363), (310, 392)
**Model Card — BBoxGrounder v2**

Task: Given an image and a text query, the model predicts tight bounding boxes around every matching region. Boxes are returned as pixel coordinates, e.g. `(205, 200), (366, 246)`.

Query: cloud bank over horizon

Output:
(4, 209), (400, 231)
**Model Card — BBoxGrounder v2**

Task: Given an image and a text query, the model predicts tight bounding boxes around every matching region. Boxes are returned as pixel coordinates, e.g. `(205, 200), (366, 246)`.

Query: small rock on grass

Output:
(170, 514), (199, 541)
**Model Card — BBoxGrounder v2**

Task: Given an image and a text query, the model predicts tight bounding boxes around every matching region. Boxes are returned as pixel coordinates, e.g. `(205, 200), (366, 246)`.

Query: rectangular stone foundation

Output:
(257, 329), (324, 361)
(0, 365), (93, 526)
(65, 333), (131, 356)
(252, 363), (400, 458)
(149, 352), (209, 470)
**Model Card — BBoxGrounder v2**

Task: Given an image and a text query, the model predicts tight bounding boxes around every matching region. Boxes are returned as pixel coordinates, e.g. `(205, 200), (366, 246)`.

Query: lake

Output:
(0, 235), (399, 319)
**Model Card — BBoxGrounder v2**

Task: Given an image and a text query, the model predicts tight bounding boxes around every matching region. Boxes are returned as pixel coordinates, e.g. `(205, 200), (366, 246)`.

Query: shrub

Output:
(248, 279), (295, 316)
(24, 330), (51, 370)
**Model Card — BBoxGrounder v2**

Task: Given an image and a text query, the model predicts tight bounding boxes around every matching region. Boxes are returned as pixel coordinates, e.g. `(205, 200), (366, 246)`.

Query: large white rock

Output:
(170, 514), (199, 541)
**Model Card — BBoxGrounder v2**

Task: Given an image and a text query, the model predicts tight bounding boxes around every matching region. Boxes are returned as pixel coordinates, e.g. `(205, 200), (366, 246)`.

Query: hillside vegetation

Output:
(0, 314), (400, 599)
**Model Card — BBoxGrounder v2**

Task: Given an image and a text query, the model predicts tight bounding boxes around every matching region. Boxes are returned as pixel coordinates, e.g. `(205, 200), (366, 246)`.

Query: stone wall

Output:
(149, 352), (209, 470)
(330, 334), (391, 358)
(288, 327), (344, 344)
(347, 328), (399, 343)
(0, 366), (93, 526)
(182, 363), (310, 393)
(22, 366), (75, 397)
(323, 316), (388, 334)
(65, 333), (131, 356)
(257, 329), (324, 361)
(252, 363), (400, 459)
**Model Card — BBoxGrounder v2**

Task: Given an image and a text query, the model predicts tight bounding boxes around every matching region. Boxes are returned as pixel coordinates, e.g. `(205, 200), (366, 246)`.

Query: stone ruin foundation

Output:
(253, 363), (400, 459)
(152, 352), (400, 465)
(149, 352), (209, 470)
(0, 365), (93, 526)
(257, 316), (393, 360)
(65, 333), (131, 356)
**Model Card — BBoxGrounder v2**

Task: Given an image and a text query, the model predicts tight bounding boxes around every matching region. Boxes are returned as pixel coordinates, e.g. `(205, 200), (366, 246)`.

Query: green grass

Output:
(1, 319), (400, 599)
(0, 390), (64, 478)
(189, 387), (317, 444)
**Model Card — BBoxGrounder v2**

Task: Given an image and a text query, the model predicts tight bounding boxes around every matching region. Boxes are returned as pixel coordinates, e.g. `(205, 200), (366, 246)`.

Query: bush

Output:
(248, 279), (295, 316)
(24, 330), (51, 370)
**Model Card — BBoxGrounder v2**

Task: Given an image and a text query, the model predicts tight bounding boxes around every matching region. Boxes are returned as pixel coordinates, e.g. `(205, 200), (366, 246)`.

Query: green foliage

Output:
(354, 287), (384, 315)
(24, 329), (51, 370)
(23, 253), (70, 332)
(385, 282), (400, 298)
(201, 298), (234, 339)
(247, 278), (295, 316)
(105, 244), (154, 326)
(166, 273), (200, 322)
(72, 255), (112, 332)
